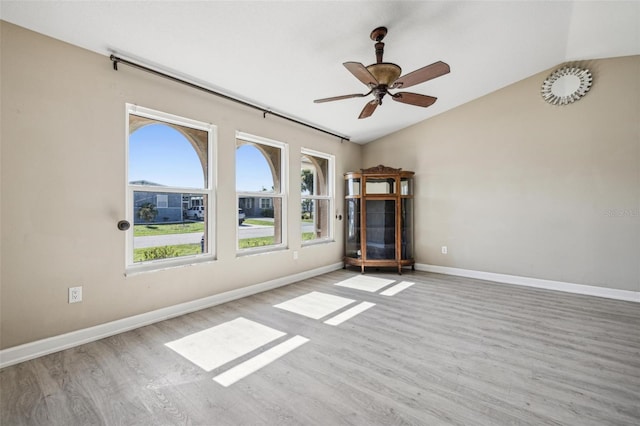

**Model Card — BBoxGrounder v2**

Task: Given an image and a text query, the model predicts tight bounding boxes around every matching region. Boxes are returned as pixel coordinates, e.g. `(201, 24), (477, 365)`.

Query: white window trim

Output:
(125, 104), (217, 274)
(236, 131), (288, 254)
(301, 148), (335, 246)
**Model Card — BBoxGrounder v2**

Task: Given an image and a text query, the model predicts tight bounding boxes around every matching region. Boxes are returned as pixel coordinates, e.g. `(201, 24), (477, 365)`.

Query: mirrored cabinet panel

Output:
(346, 177), (361, 196)
(365, 178), (395, 194)
(344, 165), (415, 274)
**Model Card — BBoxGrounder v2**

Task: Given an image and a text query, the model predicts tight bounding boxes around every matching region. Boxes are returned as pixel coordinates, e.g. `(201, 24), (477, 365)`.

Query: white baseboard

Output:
(0, 262), (343, 369)
(415, 263), (640, 303)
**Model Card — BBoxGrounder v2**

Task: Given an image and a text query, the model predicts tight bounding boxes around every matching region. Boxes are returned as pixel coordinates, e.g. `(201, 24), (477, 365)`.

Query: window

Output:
(260, 198), (273, 209)
(156, 194), (169, 209)
(236, 132), (287, 252)
(301, 149), (334, 244)
(127, 104), (215, 271)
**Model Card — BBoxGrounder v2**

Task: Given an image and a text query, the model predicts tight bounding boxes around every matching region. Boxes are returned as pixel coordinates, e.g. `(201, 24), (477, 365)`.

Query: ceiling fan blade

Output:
(358, 100), (379, 119)
(314, 92), (371, 103)
(392, 92), (437, 107)
(344, 62), (378, 87)
(392, 61), (450, 89)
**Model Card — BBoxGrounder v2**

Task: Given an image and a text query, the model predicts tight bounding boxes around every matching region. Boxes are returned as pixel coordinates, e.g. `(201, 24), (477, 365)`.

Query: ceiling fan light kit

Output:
(541, 66), (593, 106)
(367, 63), (402, 86)
(314, 26), (450, 119)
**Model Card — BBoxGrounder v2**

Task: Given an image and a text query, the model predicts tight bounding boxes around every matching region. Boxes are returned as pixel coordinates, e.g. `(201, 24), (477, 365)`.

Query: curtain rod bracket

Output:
(110, 55), (119, 71)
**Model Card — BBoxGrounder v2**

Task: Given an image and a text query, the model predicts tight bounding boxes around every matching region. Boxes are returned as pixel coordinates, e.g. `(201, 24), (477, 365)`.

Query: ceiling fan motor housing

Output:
(366, 63), (402, 87)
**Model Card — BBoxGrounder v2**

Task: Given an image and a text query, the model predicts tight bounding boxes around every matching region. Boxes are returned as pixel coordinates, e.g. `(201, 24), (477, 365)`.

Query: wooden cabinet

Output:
(344, 165), (415, 274)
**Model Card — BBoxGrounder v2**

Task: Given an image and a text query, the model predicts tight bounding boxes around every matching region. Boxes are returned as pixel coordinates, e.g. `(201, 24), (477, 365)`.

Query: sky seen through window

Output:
(129, 124), (272, 191)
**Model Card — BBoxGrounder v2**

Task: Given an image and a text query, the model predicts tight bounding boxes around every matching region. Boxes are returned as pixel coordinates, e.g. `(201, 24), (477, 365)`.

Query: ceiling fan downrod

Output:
(371, 26), (388, 64)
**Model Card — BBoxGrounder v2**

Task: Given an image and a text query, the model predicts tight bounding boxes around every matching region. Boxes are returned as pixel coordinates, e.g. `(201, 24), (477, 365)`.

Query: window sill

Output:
(302, 238), (335, 247)
(125, 254), (215, 277)
(236, 245), (288, 258)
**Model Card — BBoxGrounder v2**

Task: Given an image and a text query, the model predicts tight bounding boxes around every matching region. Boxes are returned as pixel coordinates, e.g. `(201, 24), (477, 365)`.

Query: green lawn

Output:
(134, 222), (204, 237)
(134, 234), (318, 260)
(238, 236), (274, 248)
(243, 219), (275, 227)
(134, 243), (201, 262)
(133, 221), (317, 255)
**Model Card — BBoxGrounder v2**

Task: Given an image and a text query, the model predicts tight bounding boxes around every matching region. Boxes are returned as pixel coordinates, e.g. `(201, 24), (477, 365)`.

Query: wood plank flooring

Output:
(1, 270), (639, 425)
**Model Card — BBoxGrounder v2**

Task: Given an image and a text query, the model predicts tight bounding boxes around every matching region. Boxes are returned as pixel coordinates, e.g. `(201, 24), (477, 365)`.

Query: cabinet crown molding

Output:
(361, 164), (403, 174)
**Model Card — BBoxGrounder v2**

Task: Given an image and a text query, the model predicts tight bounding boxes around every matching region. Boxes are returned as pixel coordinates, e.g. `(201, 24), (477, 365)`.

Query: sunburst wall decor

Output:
(541, 66), (592, 106)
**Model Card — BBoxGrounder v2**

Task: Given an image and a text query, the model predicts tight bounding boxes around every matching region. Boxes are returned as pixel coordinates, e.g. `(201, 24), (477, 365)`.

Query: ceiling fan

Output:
(314, 27), (450, 119)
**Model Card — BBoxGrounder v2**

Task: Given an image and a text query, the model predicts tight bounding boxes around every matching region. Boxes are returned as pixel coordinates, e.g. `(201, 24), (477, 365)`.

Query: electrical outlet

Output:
(441, 246), (448, 254)
(293, 250), (299, 260)
(69, 286), (82, 303)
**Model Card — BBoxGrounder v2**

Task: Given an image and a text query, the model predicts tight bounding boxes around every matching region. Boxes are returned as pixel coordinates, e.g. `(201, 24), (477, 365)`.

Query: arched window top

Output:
(301, 153), (329, 196)
(129, 122), (206, 189)
(236, 142), (280, 193)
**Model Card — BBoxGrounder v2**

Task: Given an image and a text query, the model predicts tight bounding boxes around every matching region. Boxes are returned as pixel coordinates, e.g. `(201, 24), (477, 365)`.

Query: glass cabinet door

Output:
(365, 199), (396, 260)
(401, 198), (413, 259)
(345, 198), (361, 258)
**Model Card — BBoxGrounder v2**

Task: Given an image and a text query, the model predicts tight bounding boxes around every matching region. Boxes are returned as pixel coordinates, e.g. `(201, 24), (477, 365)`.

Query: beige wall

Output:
(0, 22), (362, 349)
(364, 55), (640, 292)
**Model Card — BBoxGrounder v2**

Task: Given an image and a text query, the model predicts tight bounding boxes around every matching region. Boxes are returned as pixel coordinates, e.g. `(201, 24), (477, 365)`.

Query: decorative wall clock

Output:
(541, 66), (592, 106)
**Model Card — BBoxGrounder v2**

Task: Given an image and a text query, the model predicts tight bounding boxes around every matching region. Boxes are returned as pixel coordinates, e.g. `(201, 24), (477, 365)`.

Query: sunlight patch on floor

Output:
(334, 275), (396, 292)
(324, 302), (376, 326)
(380, 281), (415, 296)
(213, 335), (309, 387)
(165, 317), (285, 371)
(274, 291), (355, 319)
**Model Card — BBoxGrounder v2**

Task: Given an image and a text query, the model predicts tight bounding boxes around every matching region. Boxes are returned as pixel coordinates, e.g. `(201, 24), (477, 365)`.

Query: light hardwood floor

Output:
(1, 270), (639, 425)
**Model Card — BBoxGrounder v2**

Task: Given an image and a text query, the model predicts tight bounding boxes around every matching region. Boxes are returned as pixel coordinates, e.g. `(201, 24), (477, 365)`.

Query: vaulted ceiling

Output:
(2, 1), (638, 143)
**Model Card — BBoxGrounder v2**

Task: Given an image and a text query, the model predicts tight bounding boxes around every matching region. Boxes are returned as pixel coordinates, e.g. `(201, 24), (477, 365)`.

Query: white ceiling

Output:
(1, 1), (639, 143)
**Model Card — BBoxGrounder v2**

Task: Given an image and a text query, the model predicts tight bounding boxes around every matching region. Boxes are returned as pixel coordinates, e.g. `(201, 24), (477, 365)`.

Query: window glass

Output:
(129, 122), (206, 189)
(301, 150), (334, 244)
(127, 106), (214, 270)
(236, 133), (287, 253)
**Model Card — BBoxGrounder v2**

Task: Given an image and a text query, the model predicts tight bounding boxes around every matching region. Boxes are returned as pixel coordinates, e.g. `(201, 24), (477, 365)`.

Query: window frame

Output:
(235, 131), (288, 255)
(125, 104), (216, 273)
(301, 148), (335, 246)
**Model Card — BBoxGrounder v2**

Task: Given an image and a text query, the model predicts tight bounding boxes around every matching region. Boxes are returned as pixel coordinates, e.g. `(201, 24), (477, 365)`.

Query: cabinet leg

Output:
(361, 265), (365, 274)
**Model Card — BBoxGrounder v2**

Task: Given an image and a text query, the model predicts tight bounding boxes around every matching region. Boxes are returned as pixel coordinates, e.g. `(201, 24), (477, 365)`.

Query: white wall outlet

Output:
(293, 250), (299, 260)
(69, 286), (82, 303)
(441, 246), (448, 254)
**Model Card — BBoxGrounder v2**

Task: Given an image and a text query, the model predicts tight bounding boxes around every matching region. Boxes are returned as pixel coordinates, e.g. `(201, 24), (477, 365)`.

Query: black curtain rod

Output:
(109, 55), (349, 142)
